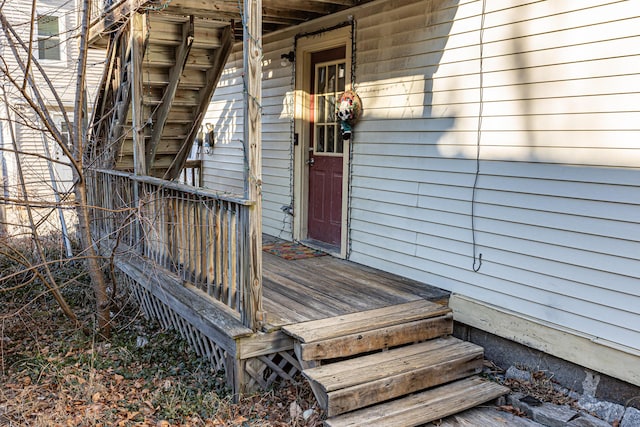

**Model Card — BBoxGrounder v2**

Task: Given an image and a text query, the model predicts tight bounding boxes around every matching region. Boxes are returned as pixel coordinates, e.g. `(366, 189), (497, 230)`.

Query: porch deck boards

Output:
(261, 250), (449, 331)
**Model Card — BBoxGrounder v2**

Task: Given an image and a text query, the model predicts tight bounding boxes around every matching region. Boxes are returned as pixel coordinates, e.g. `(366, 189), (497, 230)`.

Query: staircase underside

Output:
(88, 0), (381, 179)
(89, 0), (377, 47)
(91, 11), (233, 179)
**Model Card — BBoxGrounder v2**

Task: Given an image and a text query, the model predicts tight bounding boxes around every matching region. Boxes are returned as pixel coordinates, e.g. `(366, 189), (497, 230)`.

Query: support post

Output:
(130, 9), (146, 175)
(130, 8), (146, 248)
(242, 0), (264, 331)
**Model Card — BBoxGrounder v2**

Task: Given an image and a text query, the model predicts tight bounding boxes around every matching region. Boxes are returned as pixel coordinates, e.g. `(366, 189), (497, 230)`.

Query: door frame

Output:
(293, 26), (352, 258)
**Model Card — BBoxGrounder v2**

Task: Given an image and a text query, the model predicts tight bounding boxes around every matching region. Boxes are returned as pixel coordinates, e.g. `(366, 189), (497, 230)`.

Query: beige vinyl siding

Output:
(348, 0), (640, 351)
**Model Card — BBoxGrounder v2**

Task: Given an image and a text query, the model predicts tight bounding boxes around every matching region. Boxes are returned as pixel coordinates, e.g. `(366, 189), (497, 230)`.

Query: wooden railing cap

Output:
(93, 168), (253, 205)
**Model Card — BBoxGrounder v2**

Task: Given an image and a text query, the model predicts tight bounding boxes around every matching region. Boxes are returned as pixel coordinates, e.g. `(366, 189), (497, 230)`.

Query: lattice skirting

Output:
(122, 274), (228, 373)
(244, 350), (302, 391)
(120, 272), (302, 394)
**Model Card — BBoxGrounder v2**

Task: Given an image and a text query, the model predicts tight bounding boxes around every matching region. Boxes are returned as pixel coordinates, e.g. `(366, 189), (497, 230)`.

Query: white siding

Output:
(1, 0), (105, 105)
(203, 39), (296, 238)
(1, 0), (104, 234)
(202, 0), (640, 354)
(202, 51), (245, 195)
(349, 0), (640, 352)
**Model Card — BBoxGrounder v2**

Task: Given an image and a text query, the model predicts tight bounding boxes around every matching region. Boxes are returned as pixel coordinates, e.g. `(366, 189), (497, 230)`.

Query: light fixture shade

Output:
(280, 51), (295, 66)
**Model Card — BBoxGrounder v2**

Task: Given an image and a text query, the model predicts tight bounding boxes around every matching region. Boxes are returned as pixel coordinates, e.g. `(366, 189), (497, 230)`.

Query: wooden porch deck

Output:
(261, 247), (450, 331)
(256, 247), (508, 425)
(117, 239), (507, 424)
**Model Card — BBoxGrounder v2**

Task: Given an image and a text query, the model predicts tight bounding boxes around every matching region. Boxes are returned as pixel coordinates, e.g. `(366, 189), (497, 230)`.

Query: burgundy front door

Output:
(307, 47), (347, 247)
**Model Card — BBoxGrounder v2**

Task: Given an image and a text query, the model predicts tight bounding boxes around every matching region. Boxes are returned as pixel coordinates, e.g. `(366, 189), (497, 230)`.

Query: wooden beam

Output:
(106, 34), (133, 166)
(130, 10), (147, 175)
(114, 254), (253, 350)
(88, 0), (145, 46)
(146, 16), (194, 173)
(93, 35), (119, 126)
(265, 0), (338, 14)
(242, 0), (265, 332)
(236, 330), (294, 359)
(261, 9), (310, 25)
(450, 294), (640, 387)
(304, 0), (354, 5)
(298, 315), (454, 361)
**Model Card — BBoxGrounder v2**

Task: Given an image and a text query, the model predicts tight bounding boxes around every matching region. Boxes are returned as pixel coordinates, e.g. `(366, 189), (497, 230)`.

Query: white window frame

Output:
(35, 9), (68, 65)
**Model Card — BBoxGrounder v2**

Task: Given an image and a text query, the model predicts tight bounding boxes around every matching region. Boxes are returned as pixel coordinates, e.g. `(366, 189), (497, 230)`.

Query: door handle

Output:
(306, 157), (315, 166)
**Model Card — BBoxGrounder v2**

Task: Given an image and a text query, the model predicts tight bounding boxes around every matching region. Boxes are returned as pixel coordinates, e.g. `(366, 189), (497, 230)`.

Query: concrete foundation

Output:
(454, 322), (640, 410)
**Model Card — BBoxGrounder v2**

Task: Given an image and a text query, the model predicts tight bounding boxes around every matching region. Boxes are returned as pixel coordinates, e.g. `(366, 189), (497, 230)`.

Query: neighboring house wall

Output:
(0, 0), (104, 235)
(203, 0), (640, 386)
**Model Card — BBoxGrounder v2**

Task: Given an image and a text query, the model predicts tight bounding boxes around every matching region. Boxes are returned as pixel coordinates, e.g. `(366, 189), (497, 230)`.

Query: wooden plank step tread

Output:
(325, 376), (510, 427)
(297, 313), (453, 361)
(282, 299), (451, 343)
(305, 337), (484, 416)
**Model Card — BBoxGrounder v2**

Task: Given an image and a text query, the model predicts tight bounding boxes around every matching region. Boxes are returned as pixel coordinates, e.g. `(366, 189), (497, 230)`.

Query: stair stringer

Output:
(89, 22), (141, 171)
(162, 23), (235, 180)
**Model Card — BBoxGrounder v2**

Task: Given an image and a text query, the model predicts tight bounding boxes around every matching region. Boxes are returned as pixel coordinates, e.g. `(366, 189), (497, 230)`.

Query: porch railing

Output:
(88, 0), (147, 41)
(88, 169), (254, 321)
(89, 0), (122, 23)
(179, 160), (203, 187)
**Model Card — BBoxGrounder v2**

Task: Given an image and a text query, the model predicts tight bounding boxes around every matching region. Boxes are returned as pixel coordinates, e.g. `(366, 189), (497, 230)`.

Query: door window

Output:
(314, 61), (346, 156)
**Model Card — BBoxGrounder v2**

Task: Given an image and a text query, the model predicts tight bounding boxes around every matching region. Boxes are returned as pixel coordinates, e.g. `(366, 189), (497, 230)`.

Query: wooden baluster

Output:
(215, 199), (222, 300)
(206, 202), (214, 297)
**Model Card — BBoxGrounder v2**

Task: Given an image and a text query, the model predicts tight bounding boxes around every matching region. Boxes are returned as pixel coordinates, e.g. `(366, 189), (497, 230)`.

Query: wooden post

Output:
(130, 8), (146, 248)
(242, 0), (264, 331)
(130, 9), (146, 175)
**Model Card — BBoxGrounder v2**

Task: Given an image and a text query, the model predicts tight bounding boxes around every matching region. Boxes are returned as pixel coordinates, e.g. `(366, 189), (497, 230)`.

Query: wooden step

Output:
(282, 299), (452, 361)
(304, 336), (484, 416)
(300, 315), (453, 361)
(324, 376), (510, 427)
(283, 299), (451, 343)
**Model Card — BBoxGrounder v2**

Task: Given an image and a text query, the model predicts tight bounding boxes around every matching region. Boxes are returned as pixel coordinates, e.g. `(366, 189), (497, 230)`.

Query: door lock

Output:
(306, 157), (315, 166)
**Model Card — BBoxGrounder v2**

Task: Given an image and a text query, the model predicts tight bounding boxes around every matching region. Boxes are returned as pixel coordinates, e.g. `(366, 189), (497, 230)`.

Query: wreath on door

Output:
(336, 90), (362, 140)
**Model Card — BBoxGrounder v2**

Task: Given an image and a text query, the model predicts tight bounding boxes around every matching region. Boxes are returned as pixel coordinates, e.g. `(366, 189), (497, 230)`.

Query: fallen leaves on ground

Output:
(502, 369), (576, 407)
(1, 246), (323, 426)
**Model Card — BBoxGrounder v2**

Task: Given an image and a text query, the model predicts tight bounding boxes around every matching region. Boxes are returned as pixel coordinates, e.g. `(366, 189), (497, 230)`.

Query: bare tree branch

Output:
(73, 0), (112, 338)
(0, 46), (80, 176)
(22, 0), (37, 91)
(2, 88), (78, 325)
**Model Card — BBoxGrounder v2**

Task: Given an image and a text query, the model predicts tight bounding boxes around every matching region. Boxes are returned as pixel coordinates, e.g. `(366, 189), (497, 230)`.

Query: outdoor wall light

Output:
(203, 123), (214, 154)
(280, 51), (295, 66)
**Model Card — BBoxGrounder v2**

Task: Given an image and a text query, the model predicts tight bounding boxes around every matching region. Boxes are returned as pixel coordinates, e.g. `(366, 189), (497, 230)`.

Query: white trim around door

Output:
(293, 25), (352, 258)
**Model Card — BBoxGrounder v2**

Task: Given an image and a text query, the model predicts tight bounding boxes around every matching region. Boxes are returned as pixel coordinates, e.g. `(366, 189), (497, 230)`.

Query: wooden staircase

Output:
(282, 300), (510, 426)
(90, 10), (233, 179)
